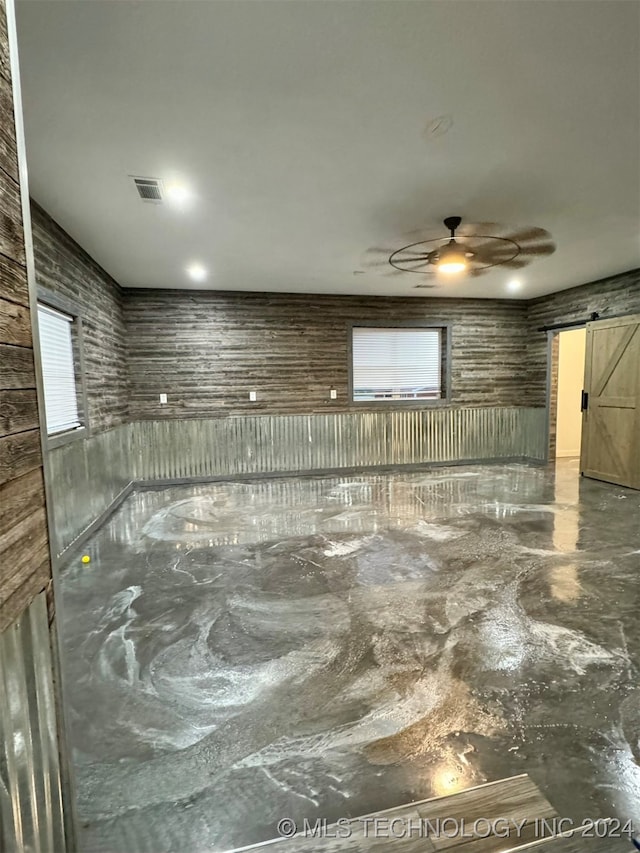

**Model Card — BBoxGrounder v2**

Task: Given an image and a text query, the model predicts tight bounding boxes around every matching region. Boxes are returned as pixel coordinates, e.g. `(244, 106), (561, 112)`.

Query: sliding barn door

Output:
(581, 315), (640, 489)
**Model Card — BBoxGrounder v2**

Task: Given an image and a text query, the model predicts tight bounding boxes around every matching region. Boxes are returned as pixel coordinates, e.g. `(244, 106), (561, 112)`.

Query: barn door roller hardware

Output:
(538, 312), (600, 333)
(539, 309), (640, 333)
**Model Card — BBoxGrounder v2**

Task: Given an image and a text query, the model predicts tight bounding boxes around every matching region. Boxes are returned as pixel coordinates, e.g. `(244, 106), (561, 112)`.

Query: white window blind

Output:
(37, 304), (81, 435)
(352, 326), (442, 401)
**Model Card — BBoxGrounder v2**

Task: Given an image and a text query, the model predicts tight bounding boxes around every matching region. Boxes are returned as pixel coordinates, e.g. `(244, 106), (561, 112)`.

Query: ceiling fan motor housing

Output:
(443, 215), (462, 235)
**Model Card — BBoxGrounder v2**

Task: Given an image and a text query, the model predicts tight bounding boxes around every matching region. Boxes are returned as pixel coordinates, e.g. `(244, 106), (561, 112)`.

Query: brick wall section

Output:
(0, 0), (51, 631)
(122, 289), (531, 419)
(31, 202), (129, 432)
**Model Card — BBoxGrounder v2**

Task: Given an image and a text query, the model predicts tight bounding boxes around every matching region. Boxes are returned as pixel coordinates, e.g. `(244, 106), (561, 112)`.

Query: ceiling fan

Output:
(364, 217), (556, 286)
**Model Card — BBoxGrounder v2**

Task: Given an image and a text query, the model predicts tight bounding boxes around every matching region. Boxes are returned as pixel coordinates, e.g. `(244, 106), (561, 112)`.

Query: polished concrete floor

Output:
(59, 460), (640, 852)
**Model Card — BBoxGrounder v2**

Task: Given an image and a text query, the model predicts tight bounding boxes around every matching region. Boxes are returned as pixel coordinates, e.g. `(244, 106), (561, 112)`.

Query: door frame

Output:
(545, 324), (588, 462)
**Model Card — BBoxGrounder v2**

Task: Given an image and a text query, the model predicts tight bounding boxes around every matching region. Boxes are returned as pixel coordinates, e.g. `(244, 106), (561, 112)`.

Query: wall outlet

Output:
(159, 393), (168, 405)
(249, 391), (257, 402)
(330, 389), (337, 400)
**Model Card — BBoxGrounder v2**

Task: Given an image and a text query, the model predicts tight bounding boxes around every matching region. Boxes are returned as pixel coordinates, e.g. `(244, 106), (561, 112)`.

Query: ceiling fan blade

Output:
(367, 241), (434, 253)
(392, 247), (433, 257)
(393, 256), (431, 265)
(499, 259), (529, 269)
(413, 284), (438, 289)
(468, 247), (519, 265)
(461, 223), (553, 244)
(471, 240), (555, 265)
(365, 259), (396, 268)
(460, 237), (516, 252)
(516, 243), (556, 256)
(499, 226), (552, 244)
(457, 221), (502, 238)
(363, 248), (396, 260)
(468, 240), (517, 254)
(471, 253), (519, 265)
(396, 255), (430, 264)
(368, 259), (432, 273)
(474, 244), (554, 257)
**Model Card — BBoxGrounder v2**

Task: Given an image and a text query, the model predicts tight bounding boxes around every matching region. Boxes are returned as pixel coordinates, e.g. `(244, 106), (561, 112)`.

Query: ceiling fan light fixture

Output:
(437, 240), (468, 274)
(378, 215), (555, 280)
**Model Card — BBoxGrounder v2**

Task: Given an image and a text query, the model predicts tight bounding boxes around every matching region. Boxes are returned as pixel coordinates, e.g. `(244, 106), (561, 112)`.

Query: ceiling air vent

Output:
(132, 176), (164, 203)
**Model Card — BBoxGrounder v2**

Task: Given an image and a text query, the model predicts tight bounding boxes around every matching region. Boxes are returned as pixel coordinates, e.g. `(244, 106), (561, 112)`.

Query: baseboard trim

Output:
(135, 456), (543, 489)
(56, 482), (134, 561)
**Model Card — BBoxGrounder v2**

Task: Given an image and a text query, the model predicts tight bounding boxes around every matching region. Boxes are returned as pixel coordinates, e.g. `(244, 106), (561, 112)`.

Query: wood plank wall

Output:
(31, 202), (129, 432)
(526, 267), (640, 407)
(122, 289), (531, 418)
(29, 201), (640, 427)
(0, 0), (51, 632)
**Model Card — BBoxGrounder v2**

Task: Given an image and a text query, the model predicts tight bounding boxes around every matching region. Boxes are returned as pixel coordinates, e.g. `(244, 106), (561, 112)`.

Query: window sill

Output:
(46, 426), (89, 450)
(350, 398), (451, 408)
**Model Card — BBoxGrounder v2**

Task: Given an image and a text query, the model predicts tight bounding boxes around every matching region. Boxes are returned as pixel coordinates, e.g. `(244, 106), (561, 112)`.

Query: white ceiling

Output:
(15, 0), (640, 299)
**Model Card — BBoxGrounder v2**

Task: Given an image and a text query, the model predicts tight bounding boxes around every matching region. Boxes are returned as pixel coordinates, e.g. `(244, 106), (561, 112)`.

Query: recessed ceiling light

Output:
(165, 182), (192, 206)
(186, 262), (207, 282)
(507, 279), (522, 292)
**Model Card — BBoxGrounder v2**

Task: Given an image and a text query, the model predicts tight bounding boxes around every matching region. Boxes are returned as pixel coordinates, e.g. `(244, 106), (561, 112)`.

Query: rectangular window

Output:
(352, 326), (446, 402)
(37, 303), (82, 435)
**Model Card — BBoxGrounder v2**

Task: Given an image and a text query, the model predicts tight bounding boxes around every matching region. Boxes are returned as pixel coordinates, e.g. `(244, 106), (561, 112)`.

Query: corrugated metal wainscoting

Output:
(45, 408), (547, 555)
(130, 407), (548, 481)
(0, 592), (66, 853)
(45, 424), (133, 557)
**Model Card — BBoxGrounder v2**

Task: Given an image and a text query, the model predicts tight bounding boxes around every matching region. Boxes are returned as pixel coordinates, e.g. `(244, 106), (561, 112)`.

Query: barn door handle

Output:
(581, 390), (589, 411)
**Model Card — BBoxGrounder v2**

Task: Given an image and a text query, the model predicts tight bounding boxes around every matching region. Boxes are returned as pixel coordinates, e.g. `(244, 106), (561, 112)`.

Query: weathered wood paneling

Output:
(526, 268), (640, 406)
(0, 67), (18, 182)
(31, 202), (129, 431)
(0, 341), (36, 389)
(0, 294), (31, 345)
(0, 505), (49, 601)
(0, 3), (10, 83)
(0, 0), (52, 628)
(0, 388), (39, 434)
(0, 157), (24, 264)
(0, 467), (46, 535)
(0, 250), (28, 305)
(123, 290), (530, 418)
(0, 427), (42, 485)
(0, 561), (50, 636)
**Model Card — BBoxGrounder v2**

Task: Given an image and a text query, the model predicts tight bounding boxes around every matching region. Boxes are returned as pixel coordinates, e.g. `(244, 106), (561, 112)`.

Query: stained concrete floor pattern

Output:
(59, 460), (640, 852)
